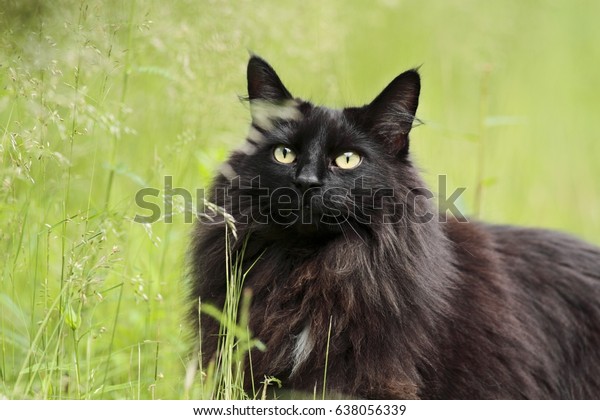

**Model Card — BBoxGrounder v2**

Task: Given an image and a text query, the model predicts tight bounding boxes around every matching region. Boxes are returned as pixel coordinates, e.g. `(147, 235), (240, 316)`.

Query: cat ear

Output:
(247, 55), (302, 131)
(364, 69), (421, 154)
(247, 55), (293, 101)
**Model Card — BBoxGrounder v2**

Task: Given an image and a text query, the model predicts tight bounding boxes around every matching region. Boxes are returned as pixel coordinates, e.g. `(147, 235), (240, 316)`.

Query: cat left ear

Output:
(364, 69), (421, 154)
(247, 55), (293, 102)
(247, 55), (302, 131)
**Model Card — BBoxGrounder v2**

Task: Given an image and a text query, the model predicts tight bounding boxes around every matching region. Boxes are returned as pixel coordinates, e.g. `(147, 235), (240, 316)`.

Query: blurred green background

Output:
(1, 0), (599, 399)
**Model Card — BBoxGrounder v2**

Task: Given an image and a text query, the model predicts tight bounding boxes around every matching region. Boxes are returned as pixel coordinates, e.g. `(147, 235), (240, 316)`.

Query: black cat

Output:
(189, 55), (600, 399)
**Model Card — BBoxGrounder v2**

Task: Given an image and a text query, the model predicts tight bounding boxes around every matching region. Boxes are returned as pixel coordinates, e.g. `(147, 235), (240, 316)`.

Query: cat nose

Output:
(293, 172), (322, 191)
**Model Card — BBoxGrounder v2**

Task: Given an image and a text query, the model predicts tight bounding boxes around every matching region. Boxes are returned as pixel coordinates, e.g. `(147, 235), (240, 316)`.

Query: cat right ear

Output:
(362, 69), (421, 154)
(247, 55), (293, 102)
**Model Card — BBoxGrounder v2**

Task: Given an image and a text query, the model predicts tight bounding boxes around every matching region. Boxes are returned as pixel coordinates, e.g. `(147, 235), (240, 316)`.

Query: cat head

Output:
(214, 55), (424, 240)
(247, 55), (420, 156)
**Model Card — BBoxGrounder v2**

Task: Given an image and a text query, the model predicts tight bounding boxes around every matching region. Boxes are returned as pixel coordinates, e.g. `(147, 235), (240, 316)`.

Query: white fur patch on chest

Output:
(291, 325), (314, 377)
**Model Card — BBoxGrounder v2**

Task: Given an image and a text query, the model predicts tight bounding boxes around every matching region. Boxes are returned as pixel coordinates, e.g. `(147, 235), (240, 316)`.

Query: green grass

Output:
(1, 0), (599, 399)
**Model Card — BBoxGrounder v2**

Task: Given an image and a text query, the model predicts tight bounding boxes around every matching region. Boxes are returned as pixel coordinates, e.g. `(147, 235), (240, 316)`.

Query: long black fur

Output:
(189, 55), (600, 399)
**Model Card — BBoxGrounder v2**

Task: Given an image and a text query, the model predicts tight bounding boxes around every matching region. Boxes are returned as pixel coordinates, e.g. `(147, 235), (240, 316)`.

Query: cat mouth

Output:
(255, 192), (358, 236)
(284, 209), (352, 235)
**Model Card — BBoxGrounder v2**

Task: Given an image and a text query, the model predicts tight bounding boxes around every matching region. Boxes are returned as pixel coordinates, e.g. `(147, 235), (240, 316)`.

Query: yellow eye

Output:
(334, 152), (361, 169)
(273, 145), (296, 164)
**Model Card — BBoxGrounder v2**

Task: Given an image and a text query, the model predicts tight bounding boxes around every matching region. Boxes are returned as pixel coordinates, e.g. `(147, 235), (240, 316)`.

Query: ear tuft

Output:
(247, 55), (293, 102)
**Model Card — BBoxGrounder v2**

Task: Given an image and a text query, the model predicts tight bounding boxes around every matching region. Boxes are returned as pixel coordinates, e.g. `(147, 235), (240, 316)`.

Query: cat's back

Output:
(440, 220), (600, 398)
(486, 224), (600, 291)
(485, 223), (600, 398)
(446, 220), (600, 295)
